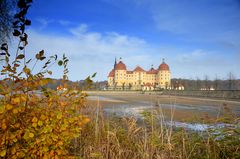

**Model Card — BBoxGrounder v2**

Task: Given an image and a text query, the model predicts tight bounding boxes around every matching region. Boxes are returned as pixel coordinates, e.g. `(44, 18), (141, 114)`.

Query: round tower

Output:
(158, 58), (171, 89)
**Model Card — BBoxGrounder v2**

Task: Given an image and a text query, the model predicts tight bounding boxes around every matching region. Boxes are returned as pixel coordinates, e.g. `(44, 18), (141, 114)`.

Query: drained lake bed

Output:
(87, 92), (240, 131)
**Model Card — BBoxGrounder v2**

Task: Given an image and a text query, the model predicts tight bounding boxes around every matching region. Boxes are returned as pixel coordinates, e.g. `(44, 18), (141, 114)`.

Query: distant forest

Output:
(44, 77), (240, 91)
(1, 77), (239, 91)
(171, 78), (240, 90)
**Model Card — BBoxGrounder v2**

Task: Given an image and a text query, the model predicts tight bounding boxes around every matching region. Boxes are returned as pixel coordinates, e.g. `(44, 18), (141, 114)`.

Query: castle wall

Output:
(108, 60), (171, 90)
(158, 70), (171, 88)
(114, 70), (127, 86)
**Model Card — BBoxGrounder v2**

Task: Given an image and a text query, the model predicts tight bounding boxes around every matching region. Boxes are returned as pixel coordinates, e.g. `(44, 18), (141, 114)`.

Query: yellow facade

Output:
(108, 59), (171, 90)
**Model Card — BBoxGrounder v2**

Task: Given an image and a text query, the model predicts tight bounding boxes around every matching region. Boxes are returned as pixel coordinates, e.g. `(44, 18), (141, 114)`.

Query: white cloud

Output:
(58, 20), (71, 26)
(69, 24), (146, 47)
(69, 24), (88, 36)
(177, 49), (207, 62)
(14, 23), (239, 81)
(24, 24), (152, 81)
(36, 18), (54, 30)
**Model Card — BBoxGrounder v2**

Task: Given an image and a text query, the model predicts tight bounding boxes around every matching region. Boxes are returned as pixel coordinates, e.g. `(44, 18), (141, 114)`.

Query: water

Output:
(87, 96), (123, 102)
(88, 95), (238, 132)
(104, 105), (236, 131)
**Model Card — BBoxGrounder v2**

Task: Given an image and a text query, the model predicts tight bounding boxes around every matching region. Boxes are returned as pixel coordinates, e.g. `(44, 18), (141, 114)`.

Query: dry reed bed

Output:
(71, 97), (240, 159)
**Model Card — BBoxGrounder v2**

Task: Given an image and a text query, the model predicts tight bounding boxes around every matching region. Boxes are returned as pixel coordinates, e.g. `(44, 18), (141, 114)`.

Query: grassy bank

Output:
(70, 102), (240, 159)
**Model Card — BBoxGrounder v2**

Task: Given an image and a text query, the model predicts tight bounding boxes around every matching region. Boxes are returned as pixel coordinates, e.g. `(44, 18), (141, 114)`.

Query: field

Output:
(67, 91), (240, 158)
(87, 91), (240, 121)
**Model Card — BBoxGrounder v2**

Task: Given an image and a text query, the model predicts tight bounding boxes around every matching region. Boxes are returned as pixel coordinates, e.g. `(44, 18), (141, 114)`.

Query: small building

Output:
(142, 83), (154, 91)
(57, 85), (67, 92)
(200, 87), (215, 91)
(171, 81), (185, 90)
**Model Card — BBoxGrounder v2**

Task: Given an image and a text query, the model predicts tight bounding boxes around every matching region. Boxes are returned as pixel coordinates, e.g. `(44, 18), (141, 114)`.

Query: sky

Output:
(12, 0), (240, 81)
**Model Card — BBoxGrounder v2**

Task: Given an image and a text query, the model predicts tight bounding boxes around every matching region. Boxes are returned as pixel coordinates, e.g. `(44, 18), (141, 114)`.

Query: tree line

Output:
(172, 73), (240, 91)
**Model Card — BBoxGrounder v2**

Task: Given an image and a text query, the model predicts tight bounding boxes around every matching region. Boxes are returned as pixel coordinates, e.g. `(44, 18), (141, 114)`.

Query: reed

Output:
(71, 97), (240, 159)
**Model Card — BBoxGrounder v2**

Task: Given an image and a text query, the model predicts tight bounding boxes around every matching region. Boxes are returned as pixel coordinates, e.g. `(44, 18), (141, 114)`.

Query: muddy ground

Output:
(86, 92), (240, 121)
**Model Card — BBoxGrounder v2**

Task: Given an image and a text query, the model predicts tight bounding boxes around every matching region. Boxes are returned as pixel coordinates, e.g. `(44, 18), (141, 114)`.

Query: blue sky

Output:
(18, 0), (240, 81)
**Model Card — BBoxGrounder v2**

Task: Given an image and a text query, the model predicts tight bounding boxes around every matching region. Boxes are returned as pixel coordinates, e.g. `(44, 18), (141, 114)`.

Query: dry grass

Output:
(69, 97), (240, 159)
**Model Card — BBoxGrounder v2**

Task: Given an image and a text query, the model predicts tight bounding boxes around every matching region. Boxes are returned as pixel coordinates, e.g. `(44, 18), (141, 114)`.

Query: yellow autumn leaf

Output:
(0, 106), (4, 114)
(82, 118), (90, 124)
(13, 108), (18, 114)
(2, 123), (7, 130)
(14, 123), (20, 128)
(13, 137), (18, 143)
(60, 101), (67, 106)
(6, 104), (13, 110)
(32, 123), (37, 128)
(17, 151), (25, 158)
(43, 155), (48, 159)
(20, 96), (27, 102)
(58, 141), (63, 146)
(29, 133), (34, 138)
(40, 114), (46, 120)
(32, 117), (38, 123)
(18, 107), (25, 113)
(12, 97), (20, 104)
(57, 149), (62, 155)
(50, 150), (54, 156)
(68, 118), (74, 123)
(50, 112), (55, 117)
(38, 120), (43, 126)
(0, 150), (6, 157)
(23, 132), (29, 139)
(43, 146), (49, 152)
(23, 67), (31, 74)
(11, 147), (16, 154)
(61, 124), (66, 131)
(56, 112), (62, 119)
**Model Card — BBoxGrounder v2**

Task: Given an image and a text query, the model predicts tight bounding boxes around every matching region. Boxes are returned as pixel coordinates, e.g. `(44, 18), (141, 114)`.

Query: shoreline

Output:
(86, 91), (240, 121)
(87, 91), (240, 107)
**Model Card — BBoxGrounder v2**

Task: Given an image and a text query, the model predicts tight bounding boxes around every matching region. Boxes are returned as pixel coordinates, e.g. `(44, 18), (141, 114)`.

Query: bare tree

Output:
(204, 75), (210, 90)
(214, 75), (219, 90)
(196, 77), (201, 90)
(228, 72), (235, 90)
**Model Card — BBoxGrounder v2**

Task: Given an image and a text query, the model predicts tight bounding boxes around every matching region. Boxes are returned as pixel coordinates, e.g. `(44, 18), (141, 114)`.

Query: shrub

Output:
(0, 0), (89, 158)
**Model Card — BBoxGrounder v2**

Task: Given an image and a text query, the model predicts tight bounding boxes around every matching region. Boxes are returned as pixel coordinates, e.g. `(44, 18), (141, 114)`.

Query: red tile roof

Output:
(158, 62), (169, 71)
(146, 68), (158, 74)
(108, 69), (114, 77)
(115, 61), (127, 70)
(133, 66), (145, 72)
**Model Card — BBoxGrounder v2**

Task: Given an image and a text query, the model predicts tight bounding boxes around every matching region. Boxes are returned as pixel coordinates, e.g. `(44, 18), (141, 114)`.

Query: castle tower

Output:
(158, 58), (171, 89)
(114, 57), (127, 87)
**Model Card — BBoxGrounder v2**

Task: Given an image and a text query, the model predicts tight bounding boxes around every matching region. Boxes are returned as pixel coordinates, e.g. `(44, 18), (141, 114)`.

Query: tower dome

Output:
(158, 58), (169, 71)
(108, 69), (115, 77)
(115, 61), (127, 70)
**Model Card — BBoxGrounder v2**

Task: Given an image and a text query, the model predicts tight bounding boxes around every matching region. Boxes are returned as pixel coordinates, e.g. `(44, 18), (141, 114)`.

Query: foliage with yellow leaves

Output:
(0, 0), (90, 158)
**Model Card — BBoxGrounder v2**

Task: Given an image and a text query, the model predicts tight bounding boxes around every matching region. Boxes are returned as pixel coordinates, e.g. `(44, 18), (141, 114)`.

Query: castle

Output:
(107, 58), (171, 90)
